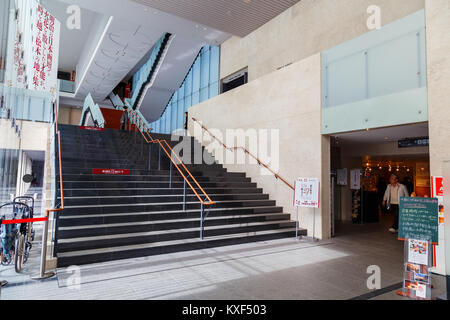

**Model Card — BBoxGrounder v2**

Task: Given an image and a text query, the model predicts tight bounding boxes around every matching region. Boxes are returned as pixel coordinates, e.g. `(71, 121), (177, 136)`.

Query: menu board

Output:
(399, 197), (439, 244)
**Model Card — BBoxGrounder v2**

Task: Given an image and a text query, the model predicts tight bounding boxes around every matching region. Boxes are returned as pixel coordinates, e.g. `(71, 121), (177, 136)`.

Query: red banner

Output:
(78, 126), (105, 131)
(92, 169), (130, 175)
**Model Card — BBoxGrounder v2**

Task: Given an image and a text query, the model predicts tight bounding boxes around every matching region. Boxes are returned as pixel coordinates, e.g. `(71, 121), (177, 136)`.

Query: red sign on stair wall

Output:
(92, 169), (130, 175)
(78, 126), (105, 131)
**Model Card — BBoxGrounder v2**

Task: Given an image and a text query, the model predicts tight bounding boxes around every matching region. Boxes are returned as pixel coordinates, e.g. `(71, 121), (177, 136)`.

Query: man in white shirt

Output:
(382, 174), (409, 233)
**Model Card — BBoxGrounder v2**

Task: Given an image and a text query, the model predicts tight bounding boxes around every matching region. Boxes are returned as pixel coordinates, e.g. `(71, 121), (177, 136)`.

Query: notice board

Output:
(399, 197), (439, 244)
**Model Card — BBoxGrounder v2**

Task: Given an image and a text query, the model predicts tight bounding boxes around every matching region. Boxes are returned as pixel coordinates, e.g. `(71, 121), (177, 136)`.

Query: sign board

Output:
(398, 137), (429, 148)
(431, 176), (444, 225)
(78, 126), (105, 131)
(399, 197), (439, 244)
(337, 169), (347, 186)
(350, 169), (361, 190)
(294, 178), (320, 208)
(92, 169), (130, 175)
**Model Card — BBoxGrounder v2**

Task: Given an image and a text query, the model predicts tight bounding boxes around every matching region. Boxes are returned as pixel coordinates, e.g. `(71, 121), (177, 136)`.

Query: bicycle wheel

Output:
(14, 234), (25, 273)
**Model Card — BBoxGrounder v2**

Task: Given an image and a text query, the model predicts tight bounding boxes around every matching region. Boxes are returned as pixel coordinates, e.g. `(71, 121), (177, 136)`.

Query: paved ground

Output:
(0, 217), (446, 300)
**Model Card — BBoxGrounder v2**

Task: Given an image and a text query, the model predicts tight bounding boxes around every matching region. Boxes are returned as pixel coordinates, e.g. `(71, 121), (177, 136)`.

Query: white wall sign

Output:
(294, 178), (320, 208)
(350, 169), (361, 190)
(337, 168), (348, 186)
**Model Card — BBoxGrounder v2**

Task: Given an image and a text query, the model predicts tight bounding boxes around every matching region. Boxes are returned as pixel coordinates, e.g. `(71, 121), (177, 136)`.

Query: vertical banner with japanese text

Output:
(27, 2), (60, 99)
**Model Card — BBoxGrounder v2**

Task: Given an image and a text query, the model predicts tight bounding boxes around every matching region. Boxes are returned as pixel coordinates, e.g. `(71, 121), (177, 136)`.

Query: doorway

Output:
(329, 123), (430, 237)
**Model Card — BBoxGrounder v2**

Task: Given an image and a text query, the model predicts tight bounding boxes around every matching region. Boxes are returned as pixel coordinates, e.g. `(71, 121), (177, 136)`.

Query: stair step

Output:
(55, 124), (303, 267)
(56, 228), (306, 267)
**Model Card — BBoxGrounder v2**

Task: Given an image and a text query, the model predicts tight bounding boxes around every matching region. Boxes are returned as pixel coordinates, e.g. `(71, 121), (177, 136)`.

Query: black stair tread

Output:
(57, 228), (303, 258)
(63, 199), (274, 209)
(59, 206), (283, 219)
(61, 187), (259, 192)
(61, 193), (266, 199)
(58, 220), (294, 243)
(58, 212), (288, 230)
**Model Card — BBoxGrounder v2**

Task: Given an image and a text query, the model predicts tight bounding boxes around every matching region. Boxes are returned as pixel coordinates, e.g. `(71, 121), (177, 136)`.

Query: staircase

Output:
(55, 124), (305, 267)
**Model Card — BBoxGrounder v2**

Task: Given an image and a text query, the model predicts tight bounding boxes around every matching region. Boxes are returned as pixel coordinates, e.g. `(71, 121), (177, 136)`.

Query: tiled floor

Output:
(0, 218), (446, 300)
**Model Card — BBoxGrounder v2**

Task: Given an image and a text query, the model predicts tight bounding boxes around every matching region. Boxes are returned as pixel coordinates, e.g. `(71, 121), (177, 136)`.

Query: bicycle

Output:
(0, 201), (32, 273)
(13, 196), (35, 273)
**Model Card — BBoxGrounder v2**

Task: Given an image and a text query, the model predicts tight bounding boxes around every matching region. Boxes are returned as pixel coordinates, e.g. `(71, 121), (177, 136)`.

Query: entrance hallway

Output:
(1, 222), (446, 300)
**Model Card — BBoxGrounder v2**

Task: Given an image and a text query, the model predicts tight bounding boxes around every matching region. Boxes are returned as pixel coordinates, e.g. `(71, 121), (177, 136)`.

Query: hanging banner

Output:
(294, 178), (320, 208)
(27, 2), (60, 98)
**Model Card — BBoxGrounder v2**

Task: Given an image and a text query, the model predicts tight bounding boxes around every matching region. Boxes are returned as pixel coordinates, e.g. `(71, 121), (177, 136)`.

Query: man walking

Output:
(382, 174), (409, 233)
(120, 106), (129, 131)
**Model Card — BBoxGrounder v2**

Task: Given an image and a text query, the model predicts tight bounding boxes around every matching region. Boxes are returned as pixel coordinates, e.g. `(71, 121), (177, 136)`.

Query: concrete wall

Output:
(425, 0), (450, 276)
(220, 0), (425, 82)
(20, 121), (50, 151)
(189, 54), (331, 239)
(426, 0), (450, 178)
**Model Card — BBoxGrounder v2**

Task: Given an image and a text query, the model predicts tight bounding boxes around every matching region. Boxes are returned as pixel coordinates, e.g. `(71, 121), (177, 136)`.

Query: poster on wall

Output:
(350, 169), (361, 190)
(431, 176), (444, 225)
(27, 2), (60, 99)
(337, 169), (348, 186)
(294, 178), (320, 208)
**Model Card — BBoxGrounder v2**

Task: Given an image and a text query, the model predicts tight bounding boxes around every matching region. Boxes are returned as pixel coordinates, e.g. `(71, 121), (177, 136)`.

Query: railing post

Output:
(158, 144), (161, 171)
(148, 144), (152, 171)
(169, 160), (173, 188)
(32, 212), (55, 280)
(183, 179), (186, 212)
(141, 130), (144, 156)
(200, 202), (204, 240)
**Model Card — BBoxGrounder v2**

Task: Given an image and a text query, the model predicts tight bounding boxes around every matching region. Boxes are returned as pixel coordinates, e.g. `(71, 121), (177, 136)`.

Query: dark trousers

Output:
(391, 204), (399, 230)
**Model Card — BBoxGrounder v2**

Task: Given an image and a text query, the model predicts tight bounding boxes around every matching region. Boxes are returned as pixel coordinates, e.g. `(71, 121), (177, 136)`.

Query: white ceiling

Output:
(333, 122), (429, 145)
(52, 0), (231, 109)
(132, 0), (302, 37)
(76, 19), (164, 101)
(41, 0), (100, 73)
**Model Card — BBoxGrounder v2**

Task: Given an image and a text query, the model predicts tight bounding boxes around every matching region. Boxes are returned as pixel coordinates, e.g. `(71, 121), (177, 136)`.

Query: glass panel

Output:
(326, 52), (367, 107)
(368, 32), (421, 97)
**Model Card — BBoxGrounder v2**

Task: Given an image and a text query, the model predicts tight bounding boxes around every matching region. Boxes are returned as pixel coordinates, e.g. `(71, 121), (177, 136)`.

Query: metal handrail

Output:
(191, 117), (294, 190)
(127, 109), (214, 206)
